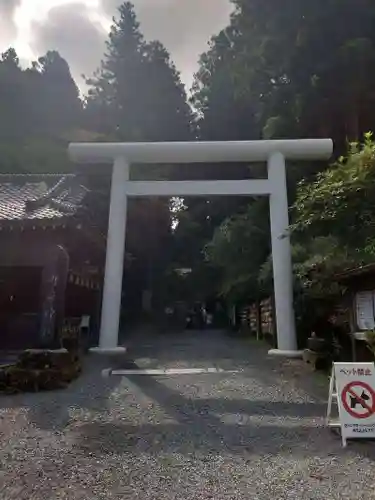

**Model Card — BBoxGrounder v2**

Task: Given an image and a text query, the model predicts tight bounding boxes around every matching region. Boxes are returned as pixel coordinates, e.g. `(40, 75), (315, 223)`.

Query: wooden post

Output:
(270, 293), (278, 349)
(255, 300), (261, 340)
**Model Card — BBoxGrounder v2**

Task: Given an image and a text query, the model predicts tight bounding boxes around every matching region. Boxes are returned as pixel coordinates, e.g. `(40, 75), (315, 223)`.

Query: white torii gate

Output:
(69, 139), (333, 357)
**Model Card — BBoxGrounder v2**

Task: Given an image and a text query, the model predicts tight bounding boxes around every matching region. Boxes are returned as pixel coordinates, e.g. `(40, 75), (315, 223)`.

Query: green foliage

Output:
(292, 133), (375, 251)
(187, 0), (375, 314)
(205, 200), (270, 302)
(0, 48), (82, 173)
(288, 136), (375, 340)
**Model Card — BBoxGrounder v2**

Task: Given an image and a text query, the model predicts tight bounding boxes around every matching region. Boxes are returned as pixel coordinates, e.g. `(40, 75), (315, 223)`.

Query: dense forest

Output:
(2, 0), (375, 337)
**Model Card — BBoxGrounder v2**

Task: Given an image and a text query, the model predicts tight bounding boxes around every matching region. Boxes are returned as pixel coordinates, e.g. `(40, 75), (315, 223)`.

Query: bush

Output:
(0, 349), (82, 394)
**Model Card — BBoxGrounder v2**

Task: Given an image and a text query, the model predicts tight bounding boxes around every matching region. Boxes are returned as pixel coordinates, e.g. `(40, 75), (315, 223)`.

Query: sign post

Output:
(327, 362), (375, 446)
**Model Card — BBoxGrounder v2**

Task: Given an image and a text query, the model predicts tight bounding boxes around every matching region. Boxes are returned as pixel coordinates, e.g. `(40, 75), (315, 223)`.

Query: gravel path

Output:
(1, 329), (375, 499)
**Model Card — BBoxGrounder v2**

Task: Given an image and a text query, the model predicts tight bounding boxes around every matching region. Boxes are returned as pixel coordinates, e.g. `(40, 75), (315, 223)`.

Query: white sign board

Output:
(333, 362), (375, 445)
(355, 291), (375, 330)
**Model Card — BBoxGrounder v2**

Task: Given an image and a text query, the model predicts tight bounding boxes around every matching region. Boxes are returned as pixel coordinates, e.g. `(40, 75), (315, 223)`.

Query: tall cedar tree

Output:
(0, 48), (82, 172)
(181, 0), (375, 303)
(84, 2), (193, 311)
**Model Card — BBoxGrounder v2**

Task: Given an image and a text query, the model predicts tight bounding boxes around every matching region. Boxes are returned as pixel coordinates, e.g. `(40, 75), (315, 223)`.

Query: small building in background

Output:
(335, 264), (375, 362)
(0, 174), (106, 351)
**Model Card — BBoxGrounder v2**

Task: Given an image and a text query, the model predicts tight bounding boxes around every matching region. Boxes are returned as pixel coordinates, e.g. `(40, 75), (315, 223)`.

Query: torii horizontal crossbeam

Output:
(69, 139), (333, 164)
(123, 179), (271, 197)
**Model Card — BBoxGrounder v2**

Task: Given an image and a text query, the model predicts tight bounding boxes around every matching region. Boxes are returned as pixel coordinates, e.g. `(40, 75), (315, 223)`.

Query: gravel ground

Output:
(1, 329), (375, 499)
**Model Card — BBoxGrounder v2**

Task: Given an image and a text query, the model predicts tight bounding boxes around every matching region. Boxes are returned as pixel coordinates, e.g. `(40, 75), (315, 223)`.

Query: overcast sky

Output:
(0, 0), (233, 92)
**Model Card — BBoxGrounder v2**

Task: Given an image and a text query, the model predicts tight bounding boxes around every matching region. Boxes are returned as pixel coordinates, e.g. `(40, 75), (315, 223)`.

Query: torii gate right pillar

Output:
(268, 152), (298, 356)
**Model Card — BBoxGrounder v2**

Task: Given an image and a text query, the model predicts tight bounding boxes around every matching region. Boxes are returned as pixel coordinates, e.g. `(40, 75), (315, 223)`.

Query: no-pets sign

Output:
(334, 363), (375, 440)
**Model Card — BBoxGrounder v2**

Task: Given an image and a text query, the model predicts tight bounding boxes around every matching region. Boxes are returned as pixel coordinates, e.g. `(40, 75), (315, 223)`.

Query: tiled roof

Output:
(0, 174), (88, 226)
